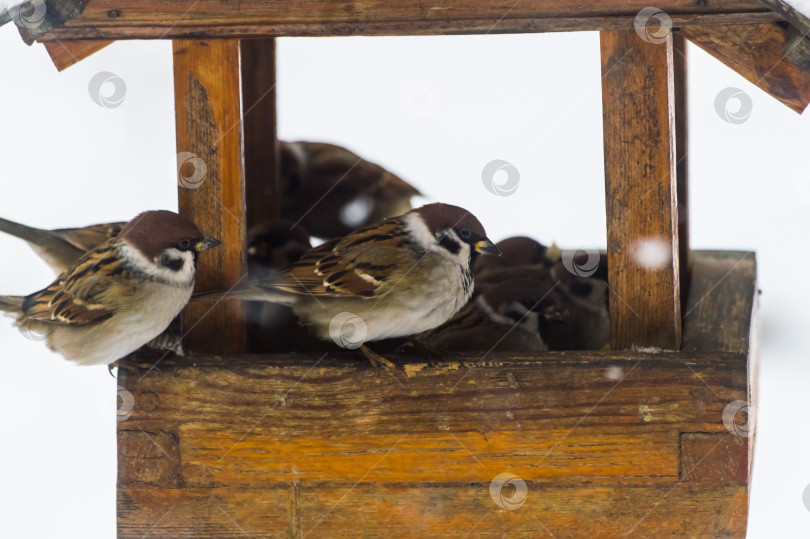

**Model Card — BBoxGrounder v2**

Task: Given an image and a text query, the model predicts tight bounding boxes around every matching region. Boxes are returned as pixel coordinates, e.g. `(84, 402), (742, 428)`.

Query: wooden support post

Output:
(240, 38), (280, 229)
(173, 40), (247, 354)
(674, 33), (690, 310)
(600, 30), (681, 350)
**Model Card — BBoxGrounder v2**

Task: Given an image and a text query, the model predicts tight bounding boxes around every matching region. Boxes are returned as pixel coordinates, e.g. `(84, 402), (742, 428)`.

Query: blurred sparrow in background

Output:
(245, 220), (324, 353)
(195, 203), (499, 368)
(417, 278), (570, 352)
(0, 217), (125, 275)
(0, 211), (219, 365)
(548, 251), (610, 350)
(474, 236), (561, 294)
(280, 141), (422, 238)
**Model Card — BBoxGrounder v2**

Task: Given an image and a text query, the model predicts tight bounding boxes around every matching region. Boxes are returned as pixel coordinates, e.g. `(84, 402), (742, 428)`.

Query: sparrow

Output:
(474, 236), (561, 293)
(0, 210), (219, 365)
(247, 220), (312, 284)
(280, 140), (422, 239)
(547, 251), (610, 350)
(194, 203), (500, 367)
(417, 278), (570, 352)
(0, 216), (125, 275)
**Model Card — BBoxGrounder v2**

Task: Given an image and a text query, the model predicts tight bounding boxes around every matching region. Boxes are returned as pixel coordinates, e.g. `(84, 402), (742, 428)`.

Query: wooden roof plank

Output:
(43, 39), (113, 71)
(680, 22), (810, 113)
(24, 0), (779, 41)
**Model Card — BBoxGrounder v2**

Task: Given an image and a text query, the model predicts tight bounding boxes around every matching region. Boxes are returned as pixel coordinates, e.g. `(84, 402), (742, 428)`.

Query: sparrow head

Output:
(479, 278), (571, 336)
(474, 236), (555, 275)
(120, 210), (220, 284)
(407, 203), (500, 262)
(247, 220), (312, 281)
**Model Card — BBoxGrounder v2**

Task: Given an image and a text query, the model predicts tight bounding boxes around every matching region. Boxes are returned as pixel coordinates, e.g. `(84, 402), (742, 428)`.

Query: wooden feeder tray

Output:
(8, 0), (804, 535)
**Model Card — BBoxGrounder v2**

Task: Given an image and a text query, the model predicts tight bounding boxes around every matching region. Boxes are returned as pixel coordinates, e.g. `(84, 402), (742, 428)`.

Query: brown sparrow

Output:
(0, 216), (125, 275)
(280, 140), (422, 238)
(195, 203), (499, 366)
(474, 236), (561, 294)
(547, 252), (610, 350)
(418, 278), (569, 352)
(0, 210), (219, 365)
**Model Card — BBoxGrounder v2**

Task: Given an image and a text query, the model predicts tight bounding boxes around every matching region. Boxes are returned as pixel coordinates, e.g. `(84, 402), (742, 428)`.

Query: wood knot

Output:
(138, 391), (159, 412)
(107, 9), (121, 18)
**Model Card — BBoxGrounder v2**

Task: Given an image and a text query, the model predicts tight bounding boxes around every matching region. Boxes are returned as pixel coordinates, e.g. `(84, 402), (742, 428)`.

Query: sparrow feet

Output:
(358, 344), (401, 372)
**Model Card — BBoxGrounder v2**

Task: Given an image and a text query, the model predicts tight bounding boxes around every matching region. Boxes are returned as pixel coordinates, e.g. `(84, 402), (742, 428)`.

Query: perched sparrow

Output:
(474, 236), (561, 293)
(195, 203), (499, 367)
(0, 216), (125, 275)
(280, 140), (422, 238)
(245, 220), (323, 353)
(0, 211), (219, 365)
(547, 251), (610, 350)
(418, 278), (570, 352)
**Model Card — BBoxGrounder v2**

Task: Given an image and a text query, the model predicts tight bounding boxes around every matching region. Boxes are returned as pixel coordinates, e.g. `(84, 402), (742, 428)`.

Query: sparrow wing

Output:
(21, 239), (127, 326)
(272, 219), (414, 299)
(52, 222), (126, 252)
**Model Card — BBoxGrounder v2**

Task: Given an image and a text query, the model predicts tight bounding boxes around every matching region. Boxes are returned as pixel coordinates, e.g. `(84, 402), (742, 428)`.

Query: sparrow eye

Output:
(178, 239), (192, 250)
(459, 227), (472, 239)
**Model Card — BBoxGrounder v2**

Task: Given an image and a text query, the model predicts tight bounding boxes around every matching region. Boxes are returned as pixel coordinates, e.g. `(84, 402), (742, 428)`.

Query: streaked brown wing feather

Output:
(272, 220), (414, 298)
(53, 222), (126, 252)
(22, 239), (126, 326)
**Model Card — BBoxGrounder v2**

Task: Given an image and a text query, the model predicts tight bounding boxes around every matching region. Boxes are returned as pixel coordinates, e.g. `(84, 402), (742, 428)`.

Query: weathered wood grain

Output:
(600, 30), (681, 350)
(240, 38), (280, 229)
(119, 483), (748, 537)
(674, 33), (690, 312)
(681, 250), (757, 354)
(43, 39), (112, 71)
(9, 0), (87, 44)
(174, 40), (247, 354)
(680, 22), (810, 114)
(33, 0), (780, 41)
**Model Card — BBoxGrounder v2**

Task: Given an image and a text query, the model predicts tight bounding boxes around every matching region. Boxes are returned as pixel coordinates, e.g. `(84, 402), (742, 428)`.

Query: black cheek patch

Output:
(438, 235), (461, 255)
(161, 256), (185, 272)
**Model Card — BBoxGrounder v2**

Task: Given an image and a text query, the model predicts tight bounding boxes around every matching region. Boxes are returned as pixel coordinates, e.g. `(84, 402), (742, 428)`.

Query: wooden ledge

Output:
(117, 250), (757, 537)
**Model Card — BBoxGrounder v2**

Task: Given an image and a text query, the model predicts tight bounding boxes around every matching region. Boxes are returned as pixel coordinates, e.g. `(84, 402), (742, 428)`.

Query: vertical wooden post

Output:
(673, 33), (690, 309)
(240, 38), (281, 229)
(600, 30), (681, 350)
(173, 40), (247, 354)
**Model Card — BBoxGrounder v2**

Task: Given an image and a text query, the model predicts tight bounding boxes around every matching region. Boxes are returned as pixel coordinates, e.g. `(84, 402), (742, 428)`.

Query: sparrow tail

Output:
(0, 217), (55, 246)
(0, 295), (25, 312)
(192, 286), (294, 305)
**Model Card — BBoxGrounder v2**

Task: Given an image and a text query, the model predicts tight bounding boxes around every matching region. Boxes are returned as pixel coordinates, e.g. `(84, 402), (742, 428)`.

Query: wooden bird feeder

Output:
(10, 0), (809, 535)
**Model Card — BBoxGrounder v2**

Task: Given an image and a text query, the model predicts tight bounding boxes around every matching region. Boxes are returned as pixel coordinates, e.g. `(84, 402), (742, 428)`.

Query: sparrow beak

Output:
(195, 236), (221, 252)
(474, 238), (501, 256)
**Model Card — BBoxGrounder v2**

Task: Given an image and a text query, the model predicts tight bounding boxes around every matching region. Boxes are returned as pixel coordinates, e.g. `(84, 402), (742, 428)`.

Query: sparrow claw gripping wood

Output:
(358, 344), (400, 372)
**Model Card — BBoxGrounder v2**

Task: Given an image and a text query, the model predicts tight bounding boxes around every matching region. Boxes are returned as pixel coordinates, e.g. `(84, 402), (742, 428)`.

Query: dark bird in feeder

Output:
(0, 216), (125, 275)
(194, 203), (500, 369)
(280, 140), (422, 239)
(417, 278), (570, 352)
(0, 211), (219, 365)
(474, 236), (561, 294)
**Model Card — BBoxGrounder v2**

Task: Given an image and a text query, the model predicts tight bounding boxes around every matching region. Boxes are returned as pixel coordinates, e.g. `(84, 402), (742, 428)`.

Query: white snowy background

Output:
(1, 23), (809, 538)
